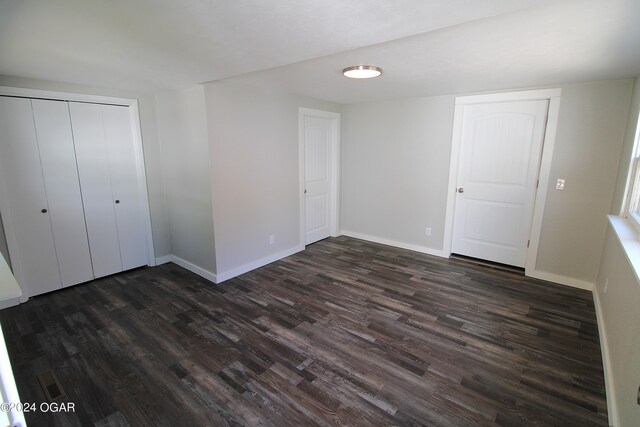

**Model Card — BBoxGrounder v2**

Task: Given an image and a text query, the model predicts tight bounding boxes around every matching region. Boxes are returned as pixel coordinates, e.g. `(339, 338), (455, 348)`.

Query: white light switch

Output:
(556, 179), (565, 190)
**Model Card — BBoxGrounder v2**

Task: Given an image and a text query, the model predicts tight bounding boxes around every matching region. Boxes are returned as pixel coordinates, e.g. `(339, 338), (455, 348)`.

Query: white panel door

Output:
(101, 105), (148, 270)
(69, 102), (123, 278)
(0, 97), (62, 295)
(31, 99), (94, 287)
(304, 116), (334, 244)
(451, 100), (549, 267)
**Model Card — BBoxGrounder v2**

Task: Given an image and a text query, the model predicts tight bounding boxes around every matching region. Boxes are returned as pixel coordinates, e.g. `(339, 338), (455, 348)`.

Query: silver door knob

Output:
(457, 188), (464, 193)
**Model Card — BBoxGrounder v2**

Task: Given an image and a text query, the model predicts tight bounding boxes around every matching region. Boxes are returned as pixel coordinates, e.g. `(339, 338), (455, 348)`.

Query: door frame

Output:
(298, 108), (340, 248)
(0, 86), (156, 275)
(443, 88), (561, 277)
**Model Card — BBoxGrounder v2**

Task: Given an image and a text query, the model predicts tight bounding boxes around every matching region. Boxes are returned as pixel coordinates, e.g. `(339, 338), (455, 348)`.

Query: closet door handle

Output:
(115, 200), (120, 204)
(41, 208), (48, 213)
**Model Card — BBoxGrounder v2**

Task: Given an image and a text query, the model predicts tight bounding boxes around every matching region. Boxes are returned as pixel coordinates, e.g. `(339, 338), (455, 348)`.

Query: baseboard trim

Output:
(164, 255), (218, 284)
(215, 245), (304, 283)
(527, 270), (594, 291)
(340, 230), (448, 258)
(155, 255), (172, 265)
(593, 288), (617, 427)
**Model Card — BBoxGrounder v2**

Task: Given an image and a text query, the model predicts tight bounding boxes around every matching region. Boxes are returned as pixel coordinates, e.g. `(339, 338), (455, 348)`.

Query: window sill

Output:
(607, 215), (640, 285)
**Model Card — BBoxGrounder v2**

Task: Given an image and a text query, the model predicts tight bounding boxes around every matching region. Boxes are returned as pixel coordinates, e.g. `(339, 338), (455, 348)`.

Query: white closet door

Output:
(31, 99), (94, 287)
(0, 97), (62, 295)
(69, 102), (123, 278)
(102, 105), (148, 270)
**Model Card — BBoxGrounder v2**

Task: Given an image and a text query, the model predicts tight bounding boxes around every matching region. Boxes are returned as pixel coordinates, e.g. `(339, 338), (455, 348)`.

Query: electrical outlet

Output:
(269, 235), (275, 245)
(556, 178), (566, 190)
(425, 227), (432, 236)
(604, 278), (608, 294)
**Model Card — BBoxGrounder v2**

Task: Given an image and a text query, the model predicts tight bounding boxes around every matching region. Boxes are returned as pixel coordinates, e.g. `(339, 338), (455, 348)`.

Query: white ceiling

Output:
(1, 0), (639, 104)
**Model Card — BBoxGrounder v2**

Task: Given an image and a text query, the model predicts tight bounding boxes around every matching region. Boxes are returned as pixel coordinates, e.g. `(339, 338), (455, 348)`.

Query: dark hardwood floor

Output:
(1, 237), (608, 426)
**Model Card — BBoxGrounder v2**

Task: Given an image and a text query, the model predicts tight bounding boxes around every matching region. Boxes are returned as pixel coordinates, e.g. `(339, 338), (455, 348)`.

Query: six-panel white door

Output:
(0, 97), (63, 296)
(451, 100), (549, 267)
(304, 116), (334, 245)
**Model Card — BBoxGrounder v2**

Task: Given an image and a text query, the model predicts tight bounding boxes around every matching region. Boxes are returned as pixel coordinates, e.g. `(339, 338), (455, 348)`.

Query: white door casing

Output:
(451, 99), (549, 267)
(299, 109), (340, 246)
(31, 99), (95, 286)
(0, 97), (63, 296)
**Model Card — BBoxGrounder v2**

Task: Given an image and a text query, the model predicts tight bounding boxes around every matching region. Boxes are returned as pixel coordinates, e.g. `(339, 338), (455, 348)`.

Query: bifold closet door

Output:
(0, 97), (62, 296)
(69, 102), (123, 278)
(31, 100), (94, 286)
(101, 105), (148, 270)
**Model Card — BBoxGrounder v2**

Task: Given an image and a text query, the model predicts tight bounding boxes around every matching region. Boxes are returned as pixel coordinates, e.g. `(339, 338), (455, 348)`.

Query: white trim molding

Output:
(592, 288), (617, 426)
(527, 270), (594, 291)
(155, 255), (172, 265)
(444, 88), (562, 280)
(341, 230), (448, 258)
(455, 88), (562, 105)
(298, 108), (341, 249)
(163, 255), (217, 284)
(216, 245), (304, 283)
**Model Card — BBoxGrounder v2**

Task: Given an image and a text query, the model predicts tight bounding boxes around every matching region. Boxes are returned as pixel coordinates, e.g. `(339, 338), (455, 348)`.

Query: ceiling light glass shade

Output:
(342, 65), (383, 79)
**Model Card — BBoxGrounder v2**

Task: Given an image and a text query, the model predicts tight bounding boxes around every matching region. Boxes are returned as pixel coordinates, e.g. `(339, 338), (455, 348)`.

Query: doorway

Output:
(299, 108), (340, 246)
(444, 89), (561, 272)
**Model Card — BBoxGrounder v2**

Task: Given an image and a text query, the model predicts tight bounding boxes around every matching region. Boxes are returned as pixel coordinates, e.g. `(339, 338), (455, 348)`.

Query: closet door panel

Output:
(0, 97), (62, 296)
(102, 105), (148, 270)
(69, 102), (123, 278)
(31, 99), (94, 287)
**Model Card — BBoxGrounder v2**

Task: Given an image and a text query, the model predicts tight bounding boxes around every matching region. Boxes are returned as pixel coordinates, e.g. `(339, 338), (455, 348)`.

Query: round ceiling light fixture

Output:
(342, 65), (383, 79)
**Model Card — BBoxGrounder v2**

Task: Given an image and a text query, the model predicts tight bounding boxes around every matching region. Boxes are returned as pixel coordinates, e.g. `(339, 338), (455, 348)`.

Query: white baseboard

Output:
(155, 255), (172, 265)
(526, 269), (594, 291)
(162, 255), (218, 284)
(340, 230), (448, 258)
(593, 288), (617, 427)
(215, 245), (304, 283)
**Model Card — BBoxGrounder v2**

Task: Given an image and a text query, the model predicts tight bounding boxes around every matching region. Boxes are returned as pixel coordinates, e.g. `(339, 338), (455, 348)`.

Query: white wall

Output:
(341, 96), (455, 253)
(595, 221), (640, 426)
(611, 77), (640, 213)
(203, 82), (340, 278)
(340, 79), (633, 285)
(0, 75), (171, 258)
(535, 80), (632, 283)
(595, 76), (640, 427)
(156, 86), (216, 273)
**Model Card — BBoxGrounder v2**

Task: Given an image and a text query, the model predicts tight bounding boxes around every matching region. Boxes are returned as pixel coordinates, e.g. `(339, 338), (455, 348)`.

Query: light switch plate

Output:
(556, 179), (565, 190)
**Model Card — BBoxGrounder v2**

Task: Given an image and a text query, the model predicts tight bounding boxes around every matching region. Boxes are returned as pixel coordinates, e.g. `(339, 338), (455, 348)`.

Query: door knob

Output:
(457, 188), (464, 193)
(115, 200), (120, 204)
(41, 208), (47, 213)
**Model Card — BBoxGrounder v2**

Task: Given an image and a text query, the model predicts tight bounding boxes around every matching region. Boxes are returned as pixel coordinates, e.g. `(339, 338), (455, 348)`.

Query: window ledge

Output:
(608, 215), (640, 285)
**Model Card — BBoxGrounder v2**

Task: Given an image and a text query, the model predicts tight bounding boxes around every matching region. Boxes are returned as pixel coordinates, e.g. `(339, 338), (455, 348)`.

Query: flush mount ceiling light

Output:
(342, 65), (383, 79)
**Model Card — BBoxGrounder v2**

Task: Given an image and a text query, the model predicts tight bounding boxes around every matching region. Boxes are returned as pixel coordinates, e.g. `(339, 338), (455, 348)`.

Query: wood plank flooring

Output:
(0, 237), (607, 426)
